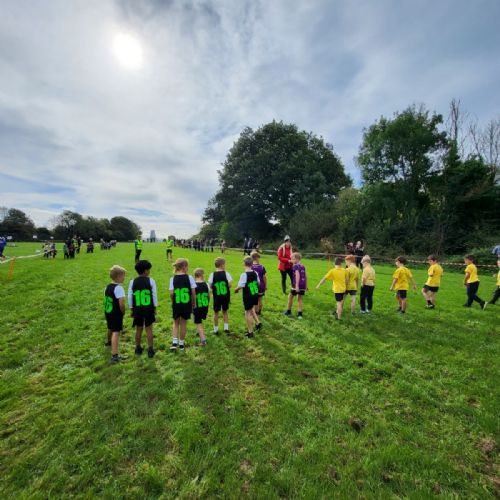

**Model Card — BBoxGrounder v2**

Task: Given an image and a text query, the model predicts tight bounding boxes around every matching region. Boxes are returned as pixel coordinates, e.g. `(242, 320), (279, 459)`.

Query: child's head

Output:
(361, 255), (371, 266)
(173, 258), (189, 273)
(464, 254), (475, 264)
(243, 256), (253, 268)
(497, 258), (500, 268)
(291, 252), (301, 264)
(135, 260), (152, 276)
(427, 255), (438, 264)
(250, 250), (260, 262)
(334, 257), (343, 266)
(109, 265), (126, 283)
(395, 256), (407, 266)
(345, 255), (356, 265)
(194, 267), (204, 280)
(214, 257), (225, 270)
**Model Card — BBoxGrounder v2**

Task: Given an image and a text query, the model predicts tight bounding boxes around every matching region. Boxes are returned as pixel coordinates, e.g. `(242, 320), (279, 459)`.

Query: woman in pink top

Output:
(277, 235), (293, 294)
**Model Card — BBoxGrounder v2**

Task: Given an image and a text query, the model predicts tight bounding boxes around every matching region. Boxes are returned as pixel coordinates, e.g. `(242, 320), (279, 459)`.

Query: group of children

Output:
(104, 251), (499, 362)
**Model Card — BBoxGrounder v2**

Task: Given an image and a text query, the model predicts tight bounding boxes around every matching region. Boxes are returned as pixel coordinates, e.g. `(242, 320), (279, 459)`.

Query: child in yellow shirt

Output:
(316, 257), (347, 320)
(360, 255), (375, 314)
(390, 256), (417, 314)
(489, 258), (500, 305)
(421, 255), (443, 309)
(345, 255), (359, 315)
(463, 255), (486, 309)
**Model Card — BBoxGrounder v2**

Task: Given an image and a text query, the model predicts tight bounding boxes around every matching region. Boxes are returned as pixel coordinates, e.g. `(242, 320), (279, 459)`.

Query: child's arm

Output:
(464, 272), (470, 286)
(389, 279), (396, 291)
(118, 297), (125, 315)
(316, 274), (328, 289)
(191, 288), (196, 310)
(263, 274), (267, 291)
(411, 277), (417, 291)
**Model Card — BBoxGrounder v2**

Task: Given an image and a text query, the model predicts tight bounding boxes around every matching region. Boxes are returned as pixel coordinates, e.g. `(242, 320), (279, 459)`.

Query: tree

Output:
(51, 210), (84, 239)
(0, 208), (36, 240)
(207, 121), (351, 239)
(36, 227), (52, 240)
(109, 216), (141, 241)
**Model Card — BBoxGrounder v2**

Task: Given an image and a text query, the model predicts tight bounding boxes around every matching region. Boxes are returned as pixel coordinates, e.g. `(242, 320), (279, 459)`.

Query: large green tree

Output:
(205, 121), (351, 239)
(0, 208), (36, 240)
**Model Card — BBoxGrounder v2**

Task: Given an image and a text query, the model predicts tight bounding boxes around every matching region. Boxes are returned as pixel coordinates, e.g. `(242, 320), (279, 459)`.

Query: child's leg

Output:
(491, 287), (500, 305)
(172, 318), (179, 340)
(367, 287), (374, 311)
(111, 331), (119, 355)
(179, 319), (187, 341)
(401, 298), (407, 312)
(286, 293), (293, 312)
(135, 326), (143, 347)
(360, 287), (366, 311)
(107, 329), (112, 344)
(337, 300), (343, 320)
(223, 310), (229, 330)
(251, 307), (260, 325)
(421, 287), (429, 302)
(196, 323), (206, 342)
(213, 311), (219, 330)
(429, 291), (436, 305)
(257, 296), (263, 314)
(350, 294), (356, 313)
(245, 310), (254, 333)
(145, 325), (154, 348)
(297, 295), (303, 313)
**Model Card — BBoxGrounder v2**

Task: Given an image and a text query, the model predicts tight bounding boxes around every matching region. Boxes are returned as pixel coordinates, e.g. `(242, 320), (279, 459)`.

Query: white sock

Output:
(224, 323), (229, 330)
(172, 337), (178, 344)
(213, 326), (219, 333)
(179, 339), (184, 346)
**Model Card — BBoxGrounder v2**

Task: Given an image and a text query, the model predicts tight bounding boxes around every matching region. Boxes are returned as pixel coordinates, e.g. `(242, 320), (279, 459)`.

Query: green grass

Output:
(1, 243), (498, 498)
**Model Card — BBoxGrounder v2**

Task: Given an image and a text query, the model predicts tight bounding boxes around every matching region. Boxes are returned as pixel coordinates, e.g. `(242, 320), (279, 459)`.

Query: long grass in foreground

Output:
(0, 243), (498, 498)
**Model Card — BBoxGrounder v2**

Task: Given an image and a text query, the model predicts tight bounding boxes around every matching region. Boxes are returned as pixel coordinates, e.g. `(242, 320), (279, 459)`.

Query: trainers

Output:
(399, 310), (405, 314)
(111, 354), (127, 362)
(255, 323), (262, 331)
(297, 313), (303, 319)
(428, 304), (435, 309)
(135, 345), (144, 355)
(213, 330), (220, 336)
(147, 347), (155, 358)
(179, 343), (185, 351)
(482, 302), (488, 310)
(284, 310), (291, 316)
(360, 310), (366, 314)
(200, 340), (207, 347)
(170, 342), (178, 351)
(224, 329), (230, 335)
(245, 332), (254, 338)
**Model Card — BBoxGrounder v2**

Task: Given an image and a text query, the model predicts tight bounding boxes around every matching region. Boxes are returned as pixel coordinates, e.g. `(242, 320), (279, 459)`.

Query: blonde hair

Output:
(250, 250), (260, 260)
(361, 255), (371, 264)
(214, 257), (225, 268)
(109, 265), (126, 280)
(194, 267), (204, 278)
(243, 256), (253, 267)
(291, 252), (302, 261)
(173, 258), (188, 272)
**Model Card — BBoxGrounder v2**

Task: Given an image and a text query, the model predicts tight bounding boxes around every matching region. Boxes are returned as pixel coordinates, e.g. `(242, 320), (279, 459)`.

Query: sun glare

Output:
(112, 32), (143, 70)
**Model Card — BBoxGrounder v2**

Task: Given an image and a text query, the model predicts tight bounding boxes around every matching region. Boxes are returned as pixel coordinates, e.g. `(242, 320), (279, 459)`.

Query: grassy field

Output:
(0, 243), (498, 498)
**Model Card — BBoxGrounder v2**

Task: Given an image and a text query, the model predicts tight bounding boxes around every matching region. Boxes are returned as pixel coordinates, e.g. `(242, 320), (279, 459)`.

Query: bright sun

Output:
(112, 32), (143, 70)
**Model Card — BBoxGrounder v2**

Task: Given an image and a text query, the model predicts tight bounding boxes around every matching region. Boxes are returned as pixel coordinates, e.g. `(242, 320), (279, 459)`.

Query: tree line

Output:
(199, 101), (499, 257)
(0, 208), (141, 242)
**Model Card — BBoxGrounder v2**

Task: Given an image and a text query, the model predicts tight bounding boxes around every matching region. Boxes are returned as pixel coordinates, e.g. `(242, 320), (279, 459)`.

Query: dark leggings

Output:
(466, 281), (484, 307)
(490, 286), (500, 305)
(360, 285), (374, 311)
(280, 269), (293, 293)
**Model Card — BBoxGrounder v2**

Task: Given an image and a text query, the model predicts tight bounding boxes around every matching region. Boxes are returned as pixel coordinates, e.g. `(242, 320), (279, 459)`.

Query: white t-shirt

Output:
(169, 275), (197, 291)
(127, 277), (158, 308)
(237, 270), (260, 288)
(208, 271), (232, 286)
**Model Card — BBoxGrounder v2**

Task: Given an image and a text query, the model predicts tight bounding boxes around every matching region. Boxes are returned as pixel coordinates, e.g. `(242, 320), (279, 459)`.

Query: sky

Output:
(1, 0), (499, 238)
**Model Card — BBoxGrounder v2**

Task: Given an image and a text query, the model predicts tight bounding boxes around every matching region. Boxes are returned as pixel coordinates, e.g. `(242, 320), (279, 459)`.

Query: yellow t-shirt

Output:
(346, 264), (359, 290)
(497, 270), (500, 286)
(464, 264), (479, 284)
(362, 265), (375, 286)
(426, 263), (443, 287)
(392, 266), (413, 291)
(325, 267), (347, 293)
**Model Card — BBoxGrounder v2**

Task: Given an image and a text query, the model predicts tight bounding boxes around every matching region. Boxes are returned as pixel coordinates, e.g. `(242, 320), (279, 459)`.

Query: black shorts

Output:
(132, 310), (155, 327)
(193, 308), (208, 324)
(213, 297), (230, 312)
(166, 249), (172, 255)
(396, 290), (407, 299)
(106, 316), (123, 332)
(423, 285), (439, 293)
(291, 289), (305, 296)
(243, 295), (259, 311)
(172, 304), (191, 320)
(334, 293), (345, 302)
(173, 310), (191, 320)
(346, 290), (357, 296)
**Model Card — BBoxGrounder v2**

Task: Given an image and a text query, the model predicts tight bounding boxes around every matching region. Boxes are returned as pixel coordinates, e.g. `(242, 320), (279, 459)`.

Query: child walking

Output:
(208, 257), (232, 335)
(390, 256), (417, 314)
(421, 255), (443, 309)
(345, 255), (359, 315)
(251, 251), (267, 315)
(284, 252), (307, 318)
(360, 255), (375, 314)
(170, 258), (197, 351)
(463, 255), (486, 309)
(193, 268), (209, 346)
(128, 260), (157, 358)
(316, 257), (347, 320)
(104, 265), (127, 362)
(234, 256), (261, 338)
